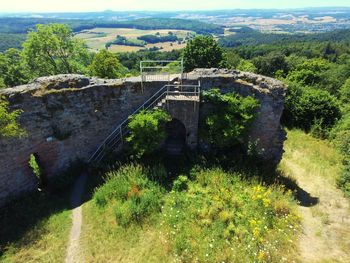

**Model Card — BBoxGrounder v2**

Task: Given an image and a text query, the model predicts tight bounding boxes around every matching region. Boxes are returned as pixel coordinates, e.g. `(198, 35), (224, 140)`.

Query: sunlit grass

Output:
(280, 129), (343, 184)
(81, 164), (300, 262)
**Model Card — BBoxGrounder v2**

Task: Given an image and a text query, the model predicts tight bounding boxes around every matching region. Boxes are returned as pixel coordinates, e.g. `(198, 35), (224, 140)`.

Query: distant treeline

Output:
(220, 27), (350, 47)
(137, 34), (179, 44)
(105, 35), (145, 48)
(0, 17), (224, 34)
(0, 34), (27, 52)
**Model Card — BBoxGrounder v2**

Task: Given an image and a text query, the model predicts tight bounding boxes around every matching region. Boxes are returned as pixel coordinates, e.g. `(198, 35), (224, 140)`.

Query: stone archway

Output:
(165, 118), (186, 155)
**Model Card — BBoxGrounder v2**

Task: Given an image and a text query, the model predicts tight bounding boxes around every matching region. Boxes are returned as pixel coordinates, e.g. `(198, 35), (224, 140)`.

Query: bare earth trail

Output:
(282, 159), (350, 262)
(65, 173), (87, 263)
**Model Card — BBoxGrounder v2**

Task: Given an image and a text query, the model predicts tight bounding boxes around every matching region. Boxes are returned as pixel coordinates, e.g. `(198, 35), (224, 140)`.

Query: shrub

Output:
(126, 109), (171, 158)
(93, 164), (163, 226)
(337, 164), (350, 197)
(172, 175), (189, 192)
(202, 89), (260, 147)
(283, 83), (341, 132)
(331, 112), (350, 197)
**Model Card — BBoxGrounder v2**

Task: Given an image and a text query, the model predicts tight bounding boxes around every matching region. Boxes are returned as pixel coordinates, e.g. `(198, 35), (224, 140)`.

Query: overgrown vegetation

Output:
(0, 97), (25, 139)
(28, 153), (44, 190)
(202, 89), (260, 148)
(82, 163), (300, 262)
(126, 109), (171, 158)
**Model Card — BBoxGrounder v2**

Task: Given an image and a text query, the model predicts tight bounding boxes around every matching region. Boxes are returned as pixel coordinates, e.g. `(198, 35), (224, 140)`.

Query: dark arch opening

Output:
(165, 118), (186, 155)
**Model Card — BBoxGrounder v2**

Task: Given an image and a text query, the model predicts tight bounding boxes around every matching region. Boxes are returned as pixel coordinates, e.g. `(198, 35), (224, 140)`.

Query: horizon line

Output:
(1, 6), (350, 14)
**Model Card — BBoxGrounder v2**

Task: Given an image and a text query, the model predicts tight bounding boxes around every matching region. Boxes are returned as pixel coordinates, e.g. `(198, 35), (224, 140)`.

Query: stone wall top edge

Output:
(0, 69), (286, 97)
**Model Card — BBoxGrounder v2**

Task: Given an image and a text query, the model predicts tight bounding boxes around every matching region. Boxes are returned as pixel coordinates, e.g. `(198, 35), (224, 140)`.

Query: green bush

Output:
(331, 112), (350, 197)
(331, 115), (350, 156)
(337, 164), (350, 197)
(172, 175), (189, 192)
(93, 164), (163, 226)
(202, 89), (260, 147)
(126, 109), (171, 158)
(283, 83), (341, 133)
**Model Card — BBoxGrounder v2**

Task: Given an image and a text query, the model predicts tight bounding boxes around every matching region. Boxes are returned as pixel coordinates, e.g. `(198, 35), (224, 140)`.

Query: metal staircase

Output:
(88, 82), (200, 164)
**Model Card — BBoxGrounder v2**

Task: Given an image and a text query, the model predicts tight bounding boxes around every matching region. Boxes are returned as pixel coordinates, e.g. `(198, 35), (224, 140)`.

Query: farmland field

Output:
(75, 28), (195, 53)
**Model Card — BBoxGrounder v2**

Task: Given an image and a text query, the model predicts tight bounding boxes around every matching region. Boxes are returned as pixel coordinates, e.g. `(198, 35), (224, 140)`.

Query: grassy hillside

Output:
(81, 164), (300, 262)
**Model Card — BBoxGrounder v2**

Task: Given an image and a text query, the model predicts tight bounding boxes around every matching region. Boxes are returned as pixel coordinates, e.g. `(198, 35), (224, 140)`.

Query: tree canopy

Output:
(0, 98), (25, 139)
(89, 49), (126, 79)
(183, 36), (226, 72)
(22, 24), (90, 77)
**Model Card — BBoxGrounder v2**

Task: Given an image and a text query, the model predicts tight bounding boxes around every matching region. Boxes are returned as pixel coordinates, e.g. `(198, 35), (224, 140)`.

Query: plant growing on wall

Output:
(202, 89), (259, 148)
(28, 153), (43, 190)
(0, 97), (26, 139)
(126, 109), (171, 158)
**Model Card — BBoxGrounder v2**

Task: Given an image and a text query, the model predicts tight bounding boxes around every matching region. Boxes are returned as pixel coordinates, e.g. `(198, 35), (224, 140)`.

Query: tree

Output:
(126, 110), (171, 157)
(0, 77), (5, 89)
(89, 49), (126, 79)
(22, 24), (90, 77)
(0, 48), (30, 88)
(236, 59), (257, 73)
(340, 78), (350, 107)
(282, 83), (341, 132)
(286, 58), (331, 87)
(252, 52), (289, 77)
(183, 36), (226, 72)
(0, 97), (26, 139)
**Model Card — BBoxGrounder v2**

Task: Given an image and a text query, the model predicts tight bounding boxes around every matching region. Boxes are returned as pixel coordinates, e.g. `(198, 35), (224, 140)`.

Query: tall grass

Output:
(82, 163), (300, 262)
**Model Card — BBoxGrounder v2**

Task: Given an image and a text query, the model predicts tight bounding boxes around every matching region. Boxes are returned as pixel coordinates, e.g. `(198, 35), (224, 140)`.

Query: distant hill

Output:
(219, 27), (350, 47)
(0, 17), (224, 35)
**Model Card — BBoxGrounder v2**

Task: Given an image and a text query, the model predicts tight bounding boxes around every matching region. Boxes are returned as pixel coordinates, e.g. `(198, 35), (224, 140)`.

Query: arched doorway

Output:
(165, 118), (186, 155)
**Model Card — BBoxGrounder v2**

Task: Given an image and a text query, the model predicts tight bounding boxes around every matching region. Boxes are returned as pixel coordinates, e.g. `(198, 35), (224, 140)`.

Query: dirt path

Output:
(65, 173), (87, 263)
(283, 160), (350, 262)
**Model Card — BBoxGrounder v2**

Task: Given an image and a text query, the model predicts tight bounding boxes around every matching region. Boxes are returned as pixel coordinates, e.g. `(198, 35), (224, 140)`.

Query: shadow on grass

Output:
(274, 172), (319, 207)
(0, 161), (84, 257)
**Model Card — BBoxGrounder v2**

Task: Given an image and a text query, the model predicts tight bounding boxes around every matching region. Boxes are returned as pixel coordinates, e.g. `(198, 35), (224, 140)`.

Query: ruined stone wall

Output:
(0, 69), (286, 207)
(183, 69), (286, 164)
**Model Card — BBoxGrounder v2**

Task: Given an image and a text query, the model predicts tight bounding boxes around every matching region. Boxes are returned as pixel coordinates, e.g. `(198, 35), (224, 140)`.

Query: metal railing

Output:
(140, 60), (184, 83)
(88, 82), (200, 163)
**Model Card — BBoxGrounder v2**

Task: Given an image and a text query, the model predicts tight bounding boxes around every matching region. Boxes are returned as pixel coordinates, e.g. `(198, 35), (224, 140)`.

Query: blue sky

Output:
(1, 0), (349, 12)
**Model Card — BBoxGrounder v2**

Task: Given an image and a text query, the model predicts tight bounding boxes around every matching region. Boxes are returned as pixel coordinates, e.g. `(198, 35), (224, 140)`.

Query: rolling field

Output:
(75, 28), (195, 53)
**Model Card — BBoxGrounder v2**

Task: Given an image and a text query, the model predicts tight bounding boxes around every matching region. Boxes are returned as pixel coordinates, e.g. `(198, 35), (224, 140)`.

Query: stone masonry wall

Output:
(0, 69), (286, 207)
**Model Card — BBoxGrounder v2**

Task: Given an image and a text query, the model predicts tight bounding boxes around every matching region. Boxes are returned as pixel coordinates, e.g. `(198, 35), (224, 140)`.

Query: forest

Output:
(0, 17), (223, 52)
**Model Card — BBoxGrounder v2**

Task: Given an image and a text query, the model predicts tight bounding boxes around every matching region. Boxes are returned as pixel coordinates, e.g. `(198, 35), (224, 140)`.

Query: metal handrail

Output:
(88, 83), (200, 163)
